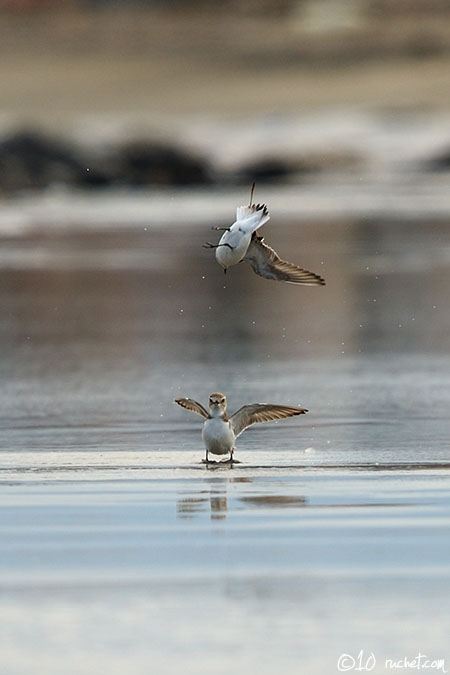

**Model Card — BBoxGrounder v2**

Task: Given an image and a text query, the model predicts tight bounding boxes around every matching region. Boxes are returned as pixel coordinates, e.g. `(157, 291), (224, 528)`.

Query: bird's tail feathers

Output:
(236, 203), (270, 231)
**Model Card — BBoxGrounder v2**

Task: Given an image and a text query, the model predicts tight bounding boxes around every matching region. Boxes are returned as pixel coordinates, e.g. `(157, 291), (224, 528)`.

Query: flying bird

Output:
(175, 392), (307, 463)
(204, 184), (325, 285)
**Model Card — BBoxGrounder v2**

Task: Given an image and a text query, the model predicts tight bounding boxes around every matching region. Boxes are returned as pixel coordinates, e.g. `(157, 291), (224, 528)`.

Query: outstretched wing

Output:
(174, 398), (210, 419)
(243, 236), (325, 285)
(230, 403), (308, 437)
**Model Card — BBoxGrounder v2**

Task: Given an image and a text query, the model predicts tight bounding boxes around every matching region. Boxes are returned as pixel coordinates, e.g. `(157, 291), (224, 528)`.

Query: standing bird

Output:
(204, 185), (325, 285)
(175, 392), (308, 463)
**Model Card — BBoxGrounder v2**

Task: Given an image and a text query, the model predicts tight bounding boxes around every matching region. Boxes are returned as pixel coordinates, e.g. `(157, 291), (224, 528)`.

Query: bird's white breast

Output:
(202, 417), (235, 455)
(215, 225), (252, 268)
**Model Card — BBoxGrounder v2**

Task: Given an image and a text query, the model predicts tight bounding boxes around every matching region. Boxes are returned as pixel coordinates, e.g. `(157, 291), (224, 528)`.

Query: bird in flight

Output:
(204, 184), (325, 285)
(175, 392), (307, 463)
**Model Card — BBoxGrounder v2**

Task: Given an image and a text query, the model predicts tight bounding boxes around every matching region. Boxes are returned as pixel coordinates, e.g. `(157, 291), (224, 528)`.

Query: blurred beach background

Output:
(1, 1), (450, 674)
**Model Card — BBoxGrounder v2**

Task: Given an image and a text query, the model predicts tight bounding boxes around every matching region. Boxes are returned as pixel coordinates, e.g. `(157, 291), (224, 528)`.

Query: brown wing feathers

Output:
(231, 403), (308, 437)
(244, 236), (325, 285)
(174, 398), (210, 419)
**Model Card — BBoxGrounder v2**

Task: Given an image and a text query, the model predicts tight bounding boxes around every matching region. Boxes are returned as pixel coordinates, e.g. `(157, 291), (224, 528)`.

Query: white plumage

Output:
(215, 202), (270, 269)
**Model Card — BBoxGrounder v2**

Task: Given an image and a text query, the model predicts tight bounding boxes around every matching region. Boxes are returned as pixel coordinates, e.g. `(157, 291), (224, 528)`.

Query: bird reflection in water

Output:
(177, 476), (307, 520)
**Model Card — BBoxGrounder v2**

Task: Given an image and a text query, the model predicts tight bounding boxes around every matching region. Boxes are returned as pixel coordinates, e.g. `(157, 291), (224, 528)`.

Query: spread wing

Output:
(174, 398), (210, 419)
(230, 403), (308, 437)
(243, 236), (325, 285)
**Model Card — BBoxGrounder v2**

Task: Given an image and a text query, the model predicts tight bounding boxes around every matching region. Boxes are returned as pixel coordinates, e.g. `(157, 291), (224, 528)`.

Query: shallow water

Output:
(1, 192), (450, 674)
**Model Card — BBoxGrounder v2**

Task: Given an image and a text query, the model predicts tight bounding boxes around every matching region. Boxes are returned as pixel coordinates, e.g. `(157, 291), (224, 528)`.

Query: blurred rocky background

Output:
(0, 0), (449, 194)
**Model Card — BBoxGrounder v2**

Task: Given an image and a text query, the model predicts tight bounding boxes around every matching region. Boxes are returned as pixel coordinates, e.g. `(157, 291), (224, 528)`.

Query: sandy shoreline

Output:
(1, 6), (449, 132)
(3, 54), (449, 125)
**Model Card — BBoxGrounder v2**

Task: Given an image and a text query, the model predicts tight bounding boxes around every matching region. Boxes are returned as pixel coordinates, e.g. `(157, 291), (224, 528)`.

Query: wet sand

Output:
(1, 457), (449, 675)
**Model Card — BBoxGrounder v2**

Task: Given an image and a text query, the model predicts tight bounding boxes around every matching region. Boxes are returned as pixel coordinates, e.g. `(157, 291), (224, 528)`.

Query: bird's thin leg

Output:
(203, 242), (234, 250)
(211, 226), (231, 232)
(229, 449), (234, 463)
(249, 181), (255, 205)
(205, 449), (209, 463)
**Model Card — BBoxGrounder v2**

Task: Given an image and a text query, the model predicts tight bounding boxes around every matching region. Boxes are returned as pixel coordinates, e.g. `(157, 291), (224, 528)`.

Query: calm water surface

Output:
(1, 190), (450, 674)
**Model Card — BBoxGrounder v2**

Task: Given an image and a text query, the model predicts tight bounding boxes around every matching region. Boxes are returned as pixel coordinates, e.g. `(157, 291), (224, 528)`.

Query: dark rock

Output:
(235, 156), (316, 184)
(0, 130), (84, 192)
(423, 148), (450, 172)
(0, 129), (212, 192)
(114, 141), (211, 187)
(74, 150), (122, 189)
